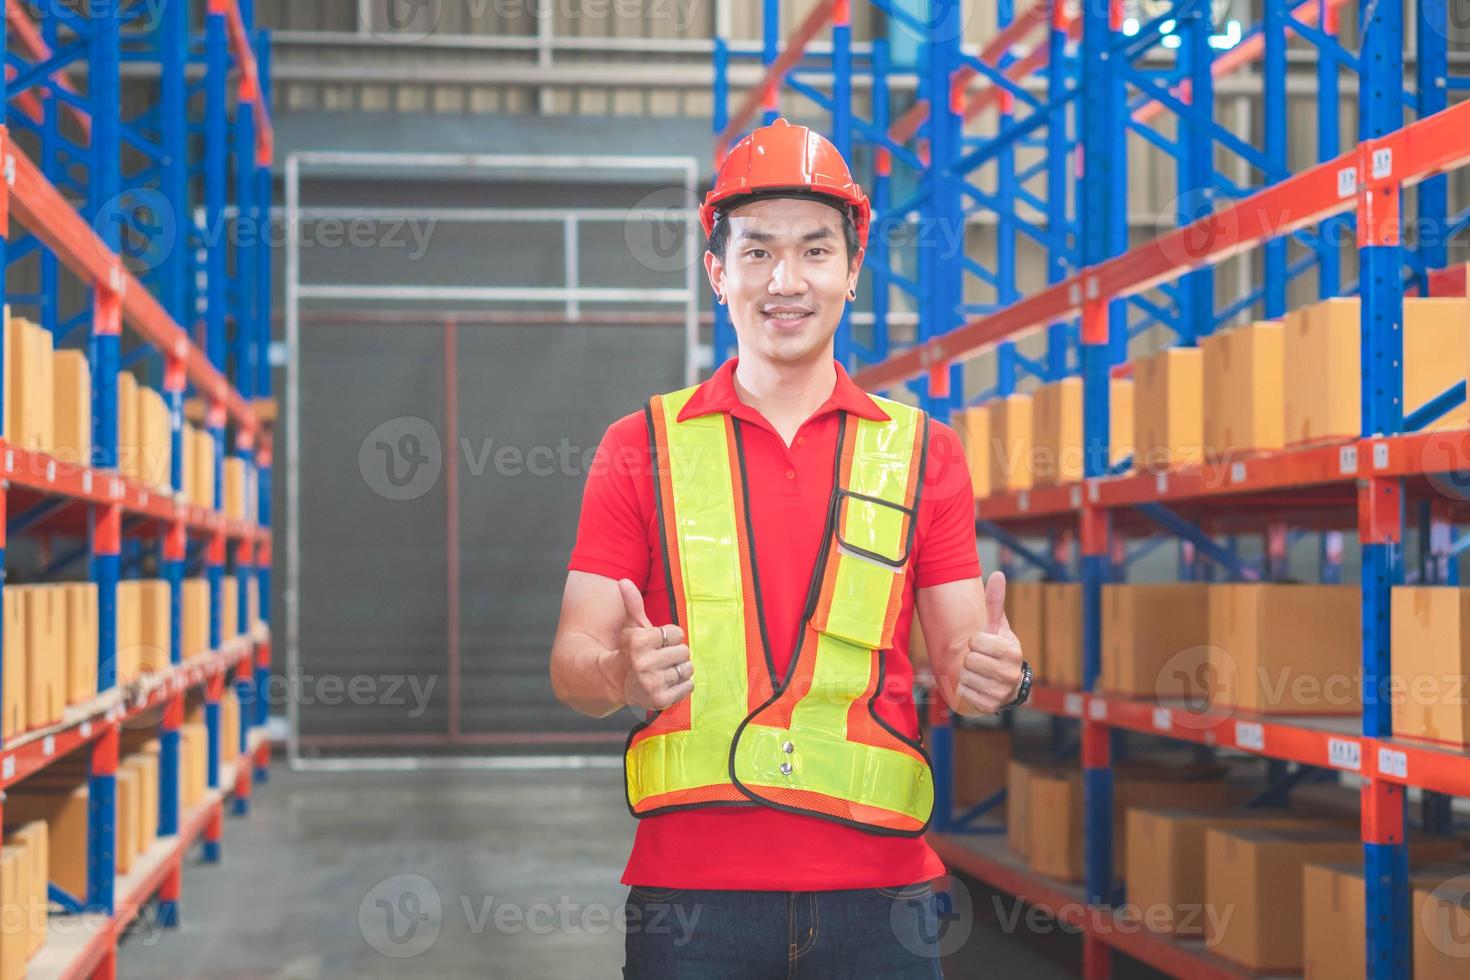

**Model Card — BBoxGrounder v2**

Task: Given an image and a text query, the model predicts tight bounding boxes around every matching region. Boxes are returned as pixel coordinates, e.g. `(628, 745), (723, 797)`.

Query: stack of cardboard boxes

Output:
(115, 579), (170, 684)
(1, 584), (99, 740)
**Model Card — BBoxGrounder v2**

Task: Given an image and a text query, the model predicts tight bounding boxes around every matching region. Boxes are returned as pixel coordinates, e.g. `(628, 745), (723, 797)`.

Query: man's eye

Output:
(747, 249), (769, 259)
(808, 247), (828, 256)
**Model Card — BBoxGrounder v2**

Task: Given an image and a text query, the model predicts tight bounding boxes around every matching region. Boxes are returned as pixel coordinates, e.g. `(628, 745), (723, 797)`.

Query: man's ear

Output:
(848, 245), (866, 290)
(703, 250), (726, 302)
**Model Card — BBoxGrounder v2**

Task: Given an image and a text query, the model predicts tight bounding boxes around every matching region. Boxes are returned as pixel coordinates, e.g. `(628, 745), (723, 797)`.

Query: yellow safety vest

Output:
(623, 383), (934, 836)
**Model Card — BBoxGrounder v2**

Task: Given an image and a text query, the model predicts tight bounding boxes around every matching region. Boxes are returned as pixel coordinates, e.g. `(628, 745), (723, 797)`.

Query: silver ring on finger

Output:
(657, 625), (668, 648)
(667, 664), (681, 686)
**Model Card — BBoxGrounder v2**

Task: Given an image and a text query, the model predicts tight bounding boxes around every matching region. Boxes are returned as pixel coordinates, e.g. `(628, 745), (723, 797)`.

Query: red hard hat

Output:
(700, 117), (871, 250)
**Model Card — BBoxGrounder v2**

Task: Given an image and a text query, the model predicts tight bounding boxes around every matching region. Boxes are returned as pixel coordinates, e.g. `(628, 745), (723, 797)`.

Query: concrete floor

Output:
(116, 761), (1165, 979)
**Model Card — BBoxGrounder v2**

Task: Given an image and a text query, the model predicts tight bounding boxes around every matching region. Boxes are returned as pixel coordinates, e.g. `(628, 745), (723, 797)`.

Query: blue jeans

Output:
(622, 882), (946, 978)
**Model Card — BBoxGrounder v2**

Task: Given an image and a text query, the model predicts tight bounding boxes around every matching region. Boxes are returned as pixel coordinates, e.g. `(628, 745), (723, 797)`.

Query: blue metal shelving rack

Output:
(714, 2), (1470, 977)
(1, 1), (274, 973)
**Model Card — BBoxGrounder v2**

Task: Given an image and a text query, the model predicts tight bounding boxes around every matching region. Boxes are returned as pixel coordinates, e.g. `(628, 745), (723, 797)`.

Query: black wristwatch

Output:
(998, 660), (1032, 712)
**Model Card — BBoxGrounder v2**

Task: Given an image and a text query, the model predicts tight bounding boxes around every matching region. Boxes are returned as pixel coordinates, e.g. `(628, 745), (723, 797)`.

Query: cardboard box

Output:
(138, 579), (170, 674)
(115, 580), (139, 685)
(955, 406), (992, 500)
(23, 585), (64, 729)
(63, 582), (98, 705)
(183, 578), (210, 658)
(1303, 852), (1469, 980)
(1040, 583), (1082, 687)
(8, 315), (55, 455)
(221, 689), (240, 765)
(1285, 298), (1469, 445)
(1124, 808), (1340, 937)
(1007, 758), (1053, 860)
(1032, 379), (1078, 487)
(1, 591), (24, 740)
(1028, 766), (1238, 882)
(1393, 587), (1470, 746)
(224, 456), (246, 519)
(1202, 320), (1284, 456)
(1404, 298), (1470, 431)
(953, 724), (1010, 810)
(7, 820), (48, 957)
(1134, 347), (1204, 470)
(5, 785), (87, 900)
(52, 348), (92, 466)
(1207, 584), (1361, 714)
(1415, 869), (1470, 980)
(989, 394), (1034, 491)
(1204, 825), (1364, 971)
(117, 370), (139, 480)
(1005, 581), (1045, 681)
(1102, 584), (1211, 697)
(116, 766), (138, 874)
(182, 421), (197, 504)
(138, 385), (170, 491)
(0, 849), (21, 980)
(122, 755), (155, 859)
(1, 308), (13, 447)
(192, 426), (216, 509)
(223, 575), (240, 641)
(1032, 377), (1137, 484)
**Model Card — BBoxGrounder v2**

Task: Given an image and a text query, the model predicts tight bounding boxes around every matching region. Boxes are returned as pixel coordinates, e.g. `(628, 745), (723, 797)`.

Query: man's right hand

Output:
(616, 578), (694, 712)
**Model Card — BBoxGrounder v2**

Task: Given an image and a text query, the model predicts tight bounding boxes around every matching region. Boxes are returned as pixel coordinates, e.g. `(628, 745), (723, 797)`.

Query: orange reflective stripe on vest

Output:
(623, 384), (934, 836)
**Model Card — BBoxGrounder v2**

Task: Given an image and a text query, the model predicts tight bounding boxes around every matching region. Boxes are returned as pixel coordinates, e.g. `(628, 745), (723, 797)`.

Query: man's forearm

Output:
(551, 634), (629, 719)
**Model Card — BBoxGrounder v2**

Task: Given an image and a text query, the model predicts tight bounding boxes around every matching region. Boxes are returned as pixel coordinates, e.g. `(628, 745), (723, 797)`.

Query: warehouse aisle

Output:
(115, 763), (1130, 979)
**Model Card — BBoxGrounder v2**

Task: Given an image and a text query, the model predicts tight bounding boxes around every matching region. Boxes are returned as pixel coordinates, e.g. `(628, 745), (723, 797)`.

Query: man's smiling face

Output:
(705, 196), (863, 366)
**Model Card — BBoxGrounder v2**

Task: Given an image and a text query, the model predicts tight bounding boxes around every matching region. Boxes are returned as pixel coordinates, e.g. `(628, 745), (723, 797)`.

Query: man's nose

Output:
(768, 258), (805, 295)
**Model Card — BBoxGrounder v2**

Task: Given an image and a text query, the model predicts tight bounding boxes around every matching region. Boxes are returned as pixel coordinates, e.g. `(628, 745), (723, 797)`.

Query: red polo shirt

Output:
(567, 356), (979, 890)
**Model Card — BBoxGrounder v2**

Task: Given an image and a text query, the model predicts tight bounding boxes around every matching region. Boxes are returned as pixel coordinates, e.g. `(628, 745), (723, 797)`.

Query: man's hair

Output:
(704, 191), (860, 266)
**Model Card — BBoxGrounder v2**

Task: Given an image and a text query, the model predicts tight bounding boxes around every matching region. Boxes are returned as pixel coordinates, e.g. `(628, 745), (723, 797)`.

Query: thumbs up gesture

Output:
(952, 572), (1025, 716)
(616, 579), (694, 712)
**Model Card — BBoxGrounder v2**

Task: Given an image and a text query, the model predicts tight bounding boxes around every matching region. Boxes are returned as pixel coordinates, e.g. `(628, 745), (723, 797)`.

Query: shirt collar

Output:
(676, 356), (891, 424)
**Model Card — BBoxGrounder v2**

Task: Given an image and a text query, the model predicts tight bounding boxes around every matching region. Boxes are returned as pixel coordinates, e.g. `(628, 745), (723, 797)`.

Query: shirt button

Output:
(786, 470), (796, 480)
(797, 436), (806, 446)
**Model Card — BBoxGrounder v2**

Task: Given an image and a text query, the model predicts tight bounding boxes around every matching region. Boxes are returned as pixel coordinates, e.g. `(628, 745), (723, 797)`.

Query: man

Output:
(551, 118), (1029, 978)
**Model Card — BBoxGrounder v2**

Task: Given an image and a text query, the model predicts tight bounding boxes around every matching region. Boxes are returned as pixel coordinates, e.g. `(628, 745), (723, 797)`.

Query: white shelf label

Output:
(2, 757), (14, 781)
(1070, 486), (1082, 508)
(1373, 442), (1389, 470)
(1088, 698), (1107, 721)
(1064, 693), (1083, 717)
(1018, 491), (1030, 513)
(45, 460), (54, 483)
(1338, 166), (1358, 198)
(1235, 720), (1265, 751)
(1339, 445), (1358, 475)
(1372, 148), (1393, 180)
(1088, 481), (1100, 503)
(4, 452), (12, 473)
(1230, 462), (1246, 484)
(80, 720), (92, 738)
(83, 471), (93, 493)
(1328, 737), (1361, 771)
(1378, 746), (1408, 779)
(42, 735), (54, 757)
(1156, 473), (1168, 495)
(1151, 707), (1172, 731)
